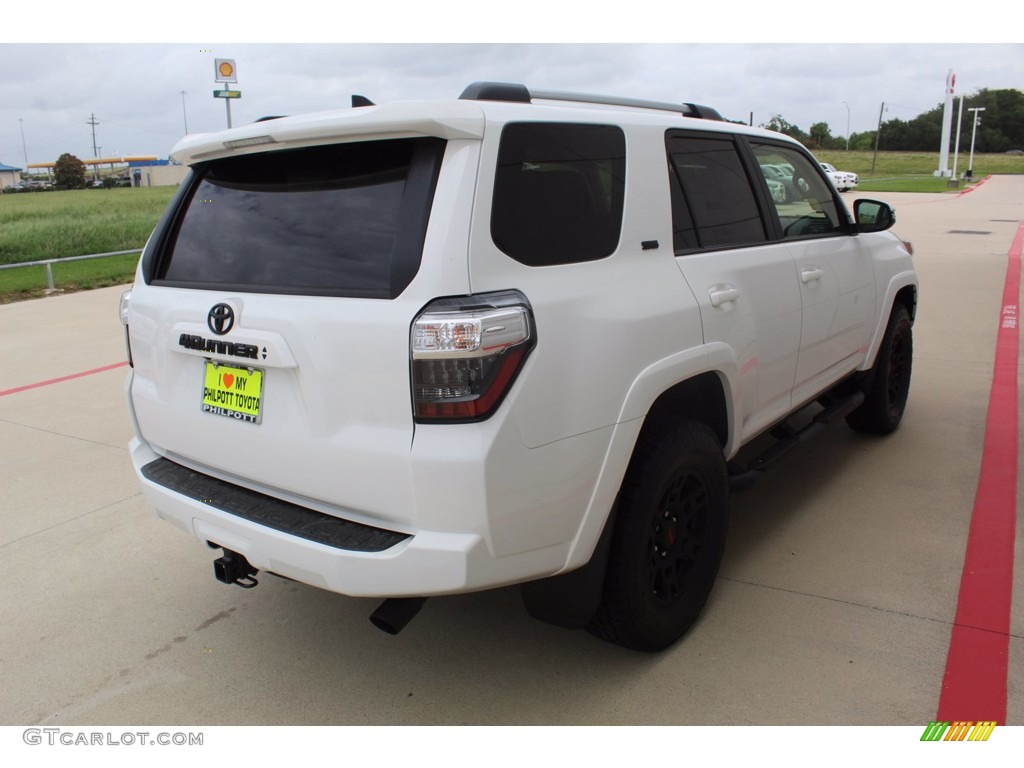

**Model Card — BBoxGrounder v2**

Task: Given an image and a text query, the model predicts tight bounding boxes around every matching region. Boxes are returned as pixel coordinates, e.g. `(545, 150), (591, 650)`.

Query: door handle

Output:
(800, 267), (825, 284)
(709, 285), (740, 308)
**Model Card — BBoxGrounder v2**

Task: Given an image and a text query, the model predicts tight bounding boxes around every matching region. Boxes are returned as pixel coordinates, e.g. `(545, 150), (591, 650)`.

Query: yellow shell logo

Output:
(218, 61), (234, 78)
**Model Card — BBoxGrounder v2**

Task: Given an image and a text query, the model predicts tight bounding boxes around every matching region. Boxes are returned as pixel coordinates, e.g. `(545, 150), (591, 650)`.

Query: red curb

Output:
(937, 222), (1021, 724)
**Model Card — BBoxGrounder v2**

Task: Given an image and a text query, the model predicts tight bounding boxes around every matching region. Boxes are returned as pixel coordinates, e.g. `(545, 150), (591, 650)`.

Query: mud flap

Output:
(519, 507), (616, 630)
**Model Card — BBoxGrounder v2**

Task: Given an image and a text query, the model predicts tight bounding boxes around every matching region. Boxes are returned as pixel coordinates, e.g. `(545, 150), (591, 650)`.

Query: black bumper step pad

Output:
(141, 457), (410, 553)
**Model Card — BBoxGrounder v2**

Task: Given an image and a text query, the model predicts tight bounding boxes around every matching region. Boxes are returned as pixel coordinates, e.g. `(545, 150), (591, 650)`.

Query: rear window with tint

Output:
(491, 123), (625, 266)
(156, 138), (445, 298)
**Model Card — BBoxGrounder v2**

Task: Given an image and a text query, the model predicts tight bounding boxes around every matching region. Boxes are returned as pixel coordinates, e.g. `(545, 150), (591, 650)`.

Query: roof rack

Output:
(459, 81), (723, 121)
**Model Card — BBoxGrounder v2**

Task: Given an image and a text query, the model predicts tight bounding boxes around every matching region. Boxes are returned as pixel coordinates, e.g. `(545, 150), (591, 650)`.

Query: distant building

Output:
(26, 156), (188, 187)
(128, 159), (189, 187)
(0, 161), (22, 189)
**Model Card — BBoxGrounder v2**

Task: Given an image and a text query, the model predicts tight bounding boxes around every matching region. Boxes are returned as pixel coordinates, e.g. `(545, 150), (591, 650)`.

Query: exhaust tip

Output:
(369, 597), (427, 635)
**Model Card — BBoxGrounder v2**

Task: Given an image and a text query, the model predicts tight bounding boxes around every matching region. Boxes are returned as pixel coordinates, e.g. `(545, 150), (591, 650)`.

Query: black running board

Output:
(728, 390), (865, 491)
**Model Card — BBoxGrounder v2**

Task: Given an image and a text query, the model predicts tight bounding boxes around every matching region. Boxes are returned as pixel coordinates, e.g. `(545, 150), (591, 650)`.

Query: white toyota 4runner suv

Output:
(121, 82), (917, 651)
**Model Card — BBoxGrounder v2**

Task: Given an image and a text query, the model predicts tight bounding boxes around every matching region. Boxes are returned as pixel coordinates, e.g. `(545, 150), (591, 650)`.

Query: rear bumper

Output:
(130, 437), (570, 597)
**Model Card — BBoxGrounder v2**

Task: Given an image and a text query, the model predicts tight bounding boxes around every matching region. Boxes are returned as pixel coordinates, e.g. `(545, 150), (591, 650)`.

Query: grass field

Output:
(816, 150), (1022, 193)
(815, 150), (1023, 178)
(0, 187), (176, 265)
(0, 187), (175, 302)
(0, 151), (1021, 303)
(816, 149), (1024, 193)
(0, 254), (142, 299)
(854, 177), (966, 193)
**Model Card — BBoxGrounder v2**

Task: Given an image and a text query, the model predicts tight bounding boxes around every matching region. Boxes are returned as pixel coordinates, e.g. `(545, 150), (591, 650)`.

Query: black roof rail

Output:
(255, 115), (286, 123)
(459, 81), (723, 121)
(351, 95), (375, 108)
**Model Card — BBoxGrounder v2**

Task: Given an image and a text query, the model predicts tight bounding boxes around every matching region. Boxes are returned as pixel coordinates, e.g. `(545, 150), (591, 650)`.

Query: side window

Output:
(491, 122), (625, 267)
(666, 132), (767, 251)
(750, 143), (844, 239)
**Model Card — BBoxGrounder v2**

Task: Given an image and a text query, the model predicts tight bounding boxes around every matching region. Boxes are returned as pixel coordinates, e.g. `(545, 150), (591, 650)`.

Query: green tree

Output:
(756, 87), (1022, 153)
(957, 88), (1024, 152)
(878, 118), (910, 151)
(876, 88), (1024, 152)
(762, 114), (809, 144)
(807, 122), (847, 150)
(848, 131), (876, 151)
(54, 153), (87, 190)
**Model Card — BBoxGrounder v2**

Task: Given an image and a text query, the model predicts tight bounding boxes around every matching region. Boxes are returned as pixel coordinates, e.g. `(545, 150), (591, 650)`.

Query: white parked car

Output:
(121, 82), (916, 651)
(820, 162), (859, 191)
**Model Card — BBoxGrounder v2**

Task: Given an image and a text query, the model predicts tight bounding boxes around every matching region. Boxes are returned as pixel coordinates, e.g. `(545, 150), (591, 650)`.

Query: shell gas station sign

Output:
(213, 58), (240, 127)
(214, 59), (237, 83)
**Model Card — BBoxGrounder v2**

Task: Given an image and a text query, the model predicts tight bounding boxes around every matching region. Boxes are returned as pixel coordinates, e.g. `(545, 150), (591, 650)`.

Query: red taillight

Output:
(411, 292), (534, 422)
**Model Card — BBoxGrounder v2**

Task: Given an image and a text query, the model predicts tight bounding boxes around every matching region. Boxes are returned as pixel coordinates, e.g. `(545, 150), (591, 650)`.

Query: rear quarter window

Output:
(491, 122), (625, 267)
(154, 137), (445, 298)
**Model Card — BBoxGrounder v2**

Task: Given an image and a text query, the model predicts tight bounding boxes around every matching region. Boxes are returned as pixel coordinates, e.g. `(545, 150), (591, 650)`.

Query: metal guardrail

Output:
(0, 249), (142, 291)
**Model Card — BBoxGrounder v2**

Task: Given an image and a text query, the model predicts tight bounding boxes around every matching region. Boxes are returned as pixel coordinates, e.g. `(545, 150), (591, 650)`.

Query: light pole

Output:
(843, 101), (850, 151)
(871, 102), (887, 174)
(86, 114), (100, 181)
(180, 91), (189, 135)
(18, 118), (28, 167)
(967, 107), (985, 179)
(952, 95), (965, 180)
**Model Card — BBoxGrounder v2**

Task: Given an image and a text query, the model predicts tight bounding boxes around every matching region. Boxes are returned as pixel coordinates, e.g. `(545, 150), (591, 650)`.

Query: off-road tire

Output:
(847, 304), (913, 434)
(587, 419), (728, 652)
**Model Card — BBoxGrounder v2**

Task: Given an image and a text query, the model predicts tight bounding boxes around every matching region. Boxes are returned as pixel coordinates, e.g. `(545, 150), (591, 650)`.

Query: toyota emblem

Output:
(207, 303), (235, 335)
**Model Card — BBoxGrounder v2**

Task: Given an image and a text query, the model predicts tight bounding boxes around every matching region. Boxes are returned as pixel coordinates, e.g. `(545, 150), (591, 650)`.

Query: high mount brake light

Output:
(411, 293), (534, 422)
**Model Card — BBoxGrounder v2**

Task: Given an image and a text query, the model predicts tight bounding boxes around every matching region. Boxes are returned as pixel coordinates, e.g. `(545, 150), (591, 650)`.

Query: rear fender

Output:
(557, 344), (740, 576)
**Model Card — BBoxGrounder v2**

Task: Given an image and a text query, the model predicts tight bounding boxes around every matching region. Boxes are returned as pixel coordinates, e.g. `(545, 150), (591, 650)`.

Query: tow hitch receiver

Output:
(213, 548), (259, 588)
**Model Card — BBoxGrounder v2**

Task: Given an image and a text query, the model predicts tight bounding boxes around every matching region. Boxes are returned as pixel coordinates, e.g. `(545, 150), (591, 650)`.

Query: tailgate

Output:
(126, 136), (453, 529)
(128, 287), (420, 527)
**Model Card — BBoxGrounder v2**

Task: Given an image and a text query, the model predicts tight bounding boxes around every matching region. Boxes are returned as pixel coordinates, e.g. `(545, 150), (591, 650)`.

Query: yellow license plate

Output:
(202, 362), (264, 424)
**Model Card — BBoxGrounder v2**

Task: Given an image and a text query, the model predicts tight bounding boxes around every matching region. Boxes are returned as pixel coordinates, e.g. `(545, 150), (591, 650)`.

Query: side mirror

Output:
(854, 199), (895, 232)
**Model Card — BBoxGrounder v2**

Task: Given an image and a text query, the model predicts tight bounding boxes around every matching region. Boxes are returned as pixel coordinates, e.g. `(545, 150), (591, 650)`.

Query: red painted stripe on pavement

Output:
(0, 361), (129, 398)
(937, 222), (1021, 724)
(955, 174), (992, 197)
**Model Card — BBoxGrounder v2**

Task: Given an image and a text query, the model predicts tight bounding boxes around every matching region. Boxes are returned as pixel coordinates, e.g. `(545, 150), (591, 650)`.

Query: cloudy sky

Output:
(2, 5), (1020, 167)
